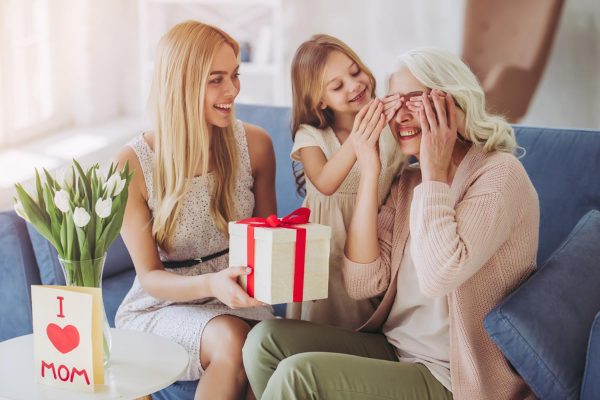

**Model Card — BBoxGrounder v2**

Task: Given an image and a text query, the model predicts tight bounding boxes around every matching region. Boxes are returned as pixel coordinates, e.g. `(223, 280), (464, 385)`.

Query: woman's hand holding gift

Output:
(208, 267), (265, 309)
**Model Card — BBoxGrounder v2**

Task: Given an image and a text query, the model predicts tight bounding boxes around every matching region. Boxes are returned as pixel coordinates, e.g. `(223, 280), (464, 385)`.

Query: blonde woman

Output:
(244, 48), (539, 400)
(114, 21), (275, 400)
(287, 34), (403, 330)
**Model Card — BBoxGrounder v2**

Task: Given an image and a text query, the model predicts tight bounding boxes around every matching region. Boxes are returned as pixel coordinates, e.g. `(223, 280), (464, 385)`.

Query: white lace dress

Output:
(114, 120), (274, 381)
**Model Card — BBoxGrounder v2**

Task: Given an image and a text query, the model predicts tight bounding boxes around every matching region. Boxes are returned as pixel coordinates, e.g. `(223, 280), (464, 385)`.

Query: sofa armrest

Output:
(0, 211), (41, 341)
(581, 311), (600, 400)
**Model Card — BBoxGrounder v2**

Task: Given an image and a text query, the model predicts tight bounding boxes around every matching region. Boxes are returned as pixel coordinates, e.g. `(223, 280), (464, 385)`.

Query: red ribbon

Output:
(236, 207), (311, 302)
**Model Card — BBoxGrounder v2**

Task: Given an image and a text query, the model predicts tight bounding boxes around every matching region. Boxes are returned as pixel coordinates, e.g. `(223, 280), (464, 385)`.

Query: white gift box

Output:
(228, 220), (331, 304)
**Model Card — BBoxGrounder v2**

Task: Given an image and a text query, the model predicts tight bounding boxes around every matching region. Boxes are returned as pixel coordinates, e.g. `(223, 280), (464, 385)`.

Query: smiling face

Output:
(320, 50), (372, 116)
(204, 44), (240, 128)
(388, 66), (428, 157)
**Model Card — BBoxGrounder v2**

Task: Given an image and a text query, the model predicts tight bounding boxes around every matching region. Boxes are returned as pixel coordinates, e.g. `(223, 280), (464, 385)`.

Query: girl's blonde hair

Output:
(290, 34), (376, 195)
(395, 47), (518, 154)
(149, 20), (240, 252)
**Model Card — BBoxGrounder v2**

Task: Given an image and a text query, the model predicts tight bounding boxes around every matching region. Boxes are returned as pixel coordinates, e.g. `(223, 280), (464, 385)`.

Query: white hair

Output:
(393, 47), (519, 155)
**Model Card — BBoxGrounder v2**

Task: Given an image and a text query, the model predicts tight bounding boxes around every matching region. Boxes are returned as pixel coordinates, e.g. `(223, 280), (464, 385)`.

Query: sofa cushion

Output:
(27, 225), (133, 284)
(514, 126), (600, 264)
(484, 209), (600, 400)
(0, 211), (41, 340)
(235, 104), (303, 215)
(153, 380), (197, 400)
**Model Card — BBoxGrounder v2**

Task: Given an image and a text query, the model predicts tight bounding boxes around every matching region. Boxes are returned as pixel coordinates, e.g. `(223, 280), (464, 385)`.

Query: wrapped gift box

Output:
(228, 210), (331, 304)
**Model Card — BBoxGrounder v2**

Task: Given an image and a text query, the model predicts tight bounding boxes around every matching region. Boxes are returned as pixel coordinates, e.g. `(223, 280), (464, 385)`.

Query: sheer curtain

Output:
(0, 0), (137, 148)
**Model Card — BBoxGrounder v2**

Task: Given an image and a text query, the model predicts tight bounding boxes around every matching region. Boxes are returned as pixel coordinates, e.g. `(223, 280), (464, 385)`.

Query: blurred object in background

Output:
(462, 0), (565, 122)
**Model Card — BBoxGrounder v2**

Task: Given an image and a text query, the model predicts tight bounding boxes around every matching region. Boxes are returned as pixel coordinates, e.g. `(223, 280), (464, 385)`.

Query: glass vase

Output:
(58, 253), (112, 366)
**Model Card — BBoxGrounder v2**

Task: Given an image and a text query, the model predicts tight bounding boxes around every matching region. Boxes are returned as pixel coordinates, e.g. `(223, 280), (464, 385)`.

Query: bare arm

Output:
(345, 172), (381, 262)
(344, 100), (387, 262)
(300, 100), (384, 196)
(115, 146), (213, 302)
(116, 144), (263, 308)
(245, 123), (277, 217)
(299, 140), (357, 196)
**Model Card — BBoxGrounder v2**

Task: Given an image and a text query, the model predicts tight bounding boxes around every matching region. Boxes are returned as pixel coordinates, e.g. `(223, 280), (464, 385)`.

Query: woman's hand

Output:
(418, 89), (458, 183)
(208, 267), (266, 309)
(350, 99), (387, 177)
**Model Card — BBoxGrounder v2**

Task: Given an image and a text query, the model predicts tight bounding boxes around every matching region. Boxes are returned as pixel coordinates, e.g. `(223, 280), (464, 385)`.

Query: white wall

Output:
(279, 0), (599, 129)
(113, 0), (599, 129)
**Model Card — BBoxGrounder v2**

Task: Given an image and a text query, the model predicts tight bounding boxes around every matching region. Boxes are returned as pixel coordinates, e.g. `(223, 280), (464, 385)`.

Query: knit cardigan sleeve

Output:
(342, 181), (399, 299)
(409, 161), (522, 297)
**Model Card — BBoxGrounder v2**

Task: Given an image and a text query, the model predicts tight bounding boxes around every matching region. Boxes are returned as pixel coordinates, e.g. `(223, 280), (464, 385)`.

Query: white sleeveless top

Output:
(133, 119), (255, 261)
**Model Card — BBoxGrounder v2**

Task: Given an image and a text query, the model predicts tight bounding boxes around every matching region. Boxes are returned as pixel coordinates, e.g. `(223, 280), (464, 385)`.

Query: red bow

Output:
(236, 208), (311, 302)
(236, 207), (311, 228)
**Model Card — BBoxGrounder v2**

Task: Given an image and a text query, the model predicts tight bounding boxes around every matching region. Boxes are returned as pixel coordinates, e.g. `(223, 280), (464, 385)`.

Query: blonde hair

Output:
(148, 20), (240, 252)
(395, 47), (518, 154)
(290, 34), (376, 195)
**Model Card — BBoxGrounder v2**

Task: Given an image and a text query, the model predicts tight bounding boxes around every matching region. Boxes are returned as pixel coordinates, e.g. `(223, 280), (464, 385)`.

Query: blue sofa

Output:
(1, 104), (599, 399)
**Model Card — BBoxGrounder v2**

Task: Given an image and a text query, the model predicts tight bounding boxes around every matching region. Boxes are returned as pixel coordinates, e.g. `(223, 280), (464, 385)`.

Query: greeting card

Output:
(31, 285), (104, 391)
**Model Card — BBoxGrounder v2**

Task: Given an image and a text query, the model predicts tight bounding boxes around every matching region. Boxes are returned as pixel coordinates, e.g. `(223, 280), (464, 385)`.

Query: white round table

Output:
(0, 328), (189, 400)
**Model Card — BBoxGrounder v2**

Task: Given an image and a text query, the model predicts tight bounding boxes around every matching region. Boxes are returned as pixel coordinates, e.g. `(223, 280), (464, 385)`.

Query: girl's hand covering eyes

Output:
(406, 91), (466, 137)
(383, 93), (403, 123)
(349, 99), (387, 177)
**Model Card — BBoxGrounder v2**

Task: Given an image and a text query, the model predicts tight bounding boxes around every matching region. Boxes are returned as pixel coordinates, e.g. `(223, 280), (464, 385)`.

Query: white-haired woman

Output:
(243, 48), (539, 400)
(114, 21), (275, 400)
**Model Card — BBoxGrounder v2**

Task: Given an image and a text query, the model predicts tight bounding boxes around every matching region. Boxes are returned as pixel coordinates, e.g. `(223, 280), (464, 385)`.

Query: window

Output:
(0, 0), (65, 148)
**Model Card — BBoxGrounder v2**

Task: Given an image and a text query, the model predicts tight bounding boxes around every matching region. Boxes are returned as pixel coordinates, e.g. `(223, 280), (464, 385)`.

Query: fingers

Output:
(406, 92), (445, 113)
(418, 108), (430, 135)
(357, 99), (382, 135)
(421, 92), (438, 128)
(382, 93), (401, 111)
(431, 90), (447, 128)
(352, 100), (373, 133)
(228, 284), (259, 308)
(446, 93), (457, 132)
(228, 266), (253, 277)
(369, 113), (386, 144)
(384, 95), (403, 123)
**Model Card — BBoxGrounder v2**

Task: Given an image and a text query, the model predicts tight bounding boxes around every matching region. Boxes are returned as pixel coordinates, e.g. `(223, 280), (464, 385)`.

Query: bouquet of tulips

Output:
(14, 160), (133, 264)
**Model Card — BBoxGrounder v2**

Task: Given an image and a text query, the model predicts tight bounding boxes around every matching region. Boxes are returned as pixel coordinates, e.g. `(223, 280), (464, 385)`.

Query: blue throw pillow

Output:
(484, 209), (600, 400)
(581, 311), (600, 400)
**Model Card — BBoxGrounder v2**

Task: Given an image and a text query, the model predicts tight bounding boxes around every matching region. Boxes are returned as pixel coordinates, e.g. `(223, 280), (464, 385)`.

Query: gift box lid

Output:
(229, 221), (331, 242)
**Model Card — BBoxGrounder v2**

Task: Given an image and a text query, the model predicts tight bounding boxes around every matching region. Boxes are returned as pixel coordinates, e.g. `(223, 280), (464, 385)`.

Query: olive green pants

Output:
(243, 319), (453, 400)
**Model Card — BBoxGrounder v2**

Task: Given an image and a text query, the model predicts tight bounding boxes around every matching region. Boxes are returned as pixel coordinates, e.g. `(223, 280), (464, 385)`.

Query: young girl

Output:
(287, 34), (404, 330)
(114, 21), (276, 400)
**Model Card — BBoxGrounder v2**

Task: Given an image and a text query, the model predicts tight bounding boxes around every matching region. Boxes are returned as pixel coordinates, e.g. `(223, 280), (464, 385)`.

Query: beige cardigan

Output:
(343, 145), (539, 400)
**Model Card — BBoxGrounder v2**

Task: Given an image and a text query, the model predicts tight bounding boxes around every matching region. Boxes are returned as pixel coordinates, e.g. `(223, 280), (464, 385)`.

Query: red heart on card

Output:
(46, 323), (80, 354)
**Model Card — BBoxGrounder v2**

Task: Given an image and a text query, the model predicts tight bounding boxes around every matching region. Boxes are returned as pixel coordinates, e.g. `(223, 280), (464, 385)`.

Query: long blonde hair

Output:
(149, 21), (240, 252)
(290, 34), (376, 195)
(396, 47), (518, 154)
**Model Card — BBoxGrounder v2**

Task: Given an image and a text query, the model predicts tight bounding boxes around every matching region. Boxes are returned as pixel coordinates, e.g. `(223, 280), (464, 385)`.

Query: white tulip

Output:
(54, 189), (71, 213)
(14, 200), (28, 221)
(95, 197), (112, 218)
(73, 207), (91, 227)
(104, 174), (125, 196)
